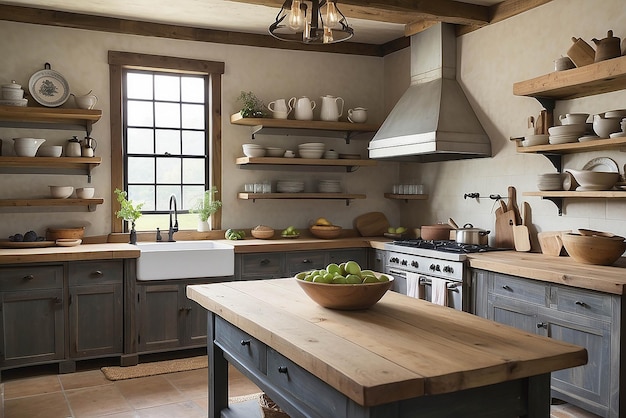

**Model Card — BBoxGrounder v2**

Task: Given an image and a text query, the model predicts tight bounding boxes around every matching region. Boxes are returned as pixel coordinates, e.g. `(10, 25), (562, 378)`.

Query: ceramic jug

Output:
(289, 96), (316, 121)
(320, 95), (344, 122)
(71, 91), (98, 110)
(66, 136), (82, 157)
(592, 30), (621, 62)
(81, 136), (98, 157)
(267, 98), (292, 119)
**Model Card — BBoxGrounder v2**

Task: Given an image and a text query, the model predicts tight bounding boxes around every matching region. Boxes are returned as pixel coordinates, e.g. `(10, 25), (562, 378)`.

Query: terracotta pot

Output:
(420, 224), (453, 240)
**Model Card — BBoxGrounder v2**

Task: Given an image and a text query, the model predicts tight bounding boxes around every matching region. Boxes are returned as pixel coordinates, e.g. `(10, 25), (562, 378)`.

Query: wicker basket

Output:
(259, 393), (290, 418)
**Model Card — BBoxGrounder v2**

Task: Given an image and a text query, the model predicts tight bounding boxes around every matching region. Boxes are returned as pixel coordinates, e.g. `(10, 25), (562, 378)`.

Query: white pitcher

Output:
(320, 95), (344, 122)
(267, 98), (292, 119)
(289, 96), (316, 121)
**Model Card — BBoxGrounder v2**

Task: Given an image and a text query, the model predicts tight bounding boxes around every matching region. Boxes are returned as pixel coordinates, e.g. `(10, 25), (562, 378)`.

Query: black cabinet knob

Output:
(278, 366), (288, 374)
(240, 339), (251, 346)
(537, 322), (547, 329)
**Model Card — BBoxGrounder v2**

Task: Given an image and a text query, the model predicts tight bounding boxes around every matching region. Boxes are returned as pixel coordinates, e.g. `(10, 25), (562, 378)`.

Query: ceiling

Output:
(0, 0), (537, 45)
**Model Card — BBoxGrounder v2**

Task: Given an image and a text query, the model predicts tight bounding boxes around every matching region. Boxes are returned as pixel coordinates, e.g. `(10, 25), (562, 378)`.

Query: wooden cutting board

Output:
(495, 200), (515, 249)
(513, 202), (531, 252)
(354, 212), (390, 237)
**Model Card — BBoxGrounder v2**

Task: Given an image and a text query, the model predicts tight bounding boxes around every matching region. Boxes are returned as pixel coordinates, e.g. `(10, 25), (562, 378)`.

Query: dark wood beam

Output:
(457, 0), (554, 35)
(0, 4), (387, 56)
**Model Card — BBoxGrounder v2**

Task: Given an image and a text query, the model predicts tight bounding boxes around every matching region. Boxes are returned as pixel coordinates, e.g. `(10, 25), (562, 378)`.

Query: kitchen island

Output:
(188, 278), (587, 418)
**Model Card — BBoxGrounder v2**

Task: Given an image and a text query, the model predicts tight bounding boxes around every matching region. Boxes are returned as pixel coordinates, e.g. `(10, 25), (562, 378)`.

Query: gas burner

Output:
(391, 239), (497, 254)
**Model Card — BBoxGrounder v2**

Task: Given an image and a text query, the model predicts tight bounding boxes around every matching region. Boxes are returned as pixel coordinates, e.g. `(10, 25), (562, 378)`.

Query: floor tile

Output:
(3, 375), (62, 399)
(4, 392), (70, 418)
(228, 366), (260, 397)
(114, 375), (185, 410)
(135, 400), (206, 418)
(59, 370), (112, 391)
(163, 369), (207, 400)
(65, 384), (132, 417)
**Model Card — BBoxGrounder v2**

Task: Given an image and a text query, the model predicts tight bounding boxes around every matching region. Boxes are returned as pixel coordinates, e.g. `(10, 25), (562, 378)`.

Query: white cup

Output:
(348, 107), (368, 123)
(272, 110), (289, 119)
(284, 150), (295, 158)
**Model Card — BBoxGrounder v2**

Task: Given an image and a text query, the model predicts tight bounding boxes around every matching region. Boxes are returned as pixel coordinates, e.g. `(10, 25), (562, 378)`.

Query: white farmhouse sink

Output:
(136, 240), (234, 281)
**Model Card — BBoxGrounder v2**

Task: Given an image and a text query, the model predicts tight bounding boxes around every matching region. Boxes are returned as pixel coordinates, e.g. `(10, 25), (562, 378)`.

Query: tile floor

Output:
(0, 357), (601, 418)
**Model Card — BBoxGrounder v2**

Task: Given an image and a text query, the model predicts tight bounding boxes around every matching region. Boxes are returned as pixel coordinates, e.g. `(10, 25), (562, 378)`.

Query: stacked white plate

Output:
(548, 124), (586, 144)
(318, 180), (341, 193)
(298, 142), (325, 159)
(537, 173), (563, 191)
(242, 143), (266, 157)
(276, 180), (304, 193)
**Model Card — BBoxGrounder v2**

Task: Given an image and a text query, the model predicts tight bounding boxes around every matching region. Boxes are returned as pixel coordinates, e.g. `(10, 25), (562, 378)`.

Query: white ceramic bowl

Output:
(593, 117), (621, 138)
(49, 186), (74, 199)
(299, 142), (325, 148)
(522, 134), (549, 147)
(548, 124), (586, 136)
(299, 149), (325, 159)
(242, 146), (266, 157)
(242, 143), (263, 148)
(76, 187), (95, 199)
(604, 109), (626, 119)
(13, 138), (46, 157)
(38, 145), (63, 157)
(565, 169), (619, 191)
(559, 113), (589, 125)
(266, 147), (285, 157)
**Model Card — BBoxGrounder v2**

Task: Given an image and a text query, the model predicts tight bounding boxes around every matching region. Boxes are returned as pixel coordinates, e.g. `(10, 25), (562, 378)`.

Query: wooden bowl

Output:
(46, 227), (85, 241)
(309, 225), (342, 239)
(251, 227), (275, 239)
(561, 233), (626, 265)
(295, 274), (394, 310)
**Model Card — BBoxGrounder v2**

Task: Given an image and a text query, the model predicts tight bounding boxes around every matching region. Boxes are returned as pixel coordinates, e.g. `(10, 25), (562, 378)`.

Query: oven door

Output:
(388, 268), (463, 311)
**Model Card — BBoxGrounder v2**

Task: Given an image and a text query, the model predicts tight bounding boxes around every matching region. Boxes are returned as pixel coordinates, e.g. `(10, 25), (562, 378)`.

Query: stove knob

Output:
(401, 260), (407, 266)
(411, 260), (419, 268)
(429, 264), (436, 271)
(390, 257), (398, 263)
(435, 265), (441, 272)
(443, 266), (454, 273)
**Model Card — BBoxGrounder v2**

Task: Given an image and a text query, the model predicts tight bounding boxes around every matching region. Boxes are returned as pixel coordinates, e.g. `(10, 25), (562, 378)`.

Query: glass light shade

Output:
(287, 0), (305, 31)
(324, 1), (340, 27)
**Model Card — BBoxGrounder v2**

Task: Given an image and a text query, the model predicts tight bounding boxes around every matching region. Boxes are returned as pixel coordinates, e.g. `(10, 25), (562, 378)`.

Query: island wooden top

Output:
(468, 252), (626, 295)
(187, 278), (587, 407)
(0, 243), (140, 264)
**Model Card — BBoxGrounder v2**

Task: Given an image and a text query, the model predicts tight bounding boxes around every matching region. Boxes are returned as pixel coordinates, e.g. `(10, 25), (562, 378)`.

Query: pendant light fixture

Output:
(269, 0), (354, 44)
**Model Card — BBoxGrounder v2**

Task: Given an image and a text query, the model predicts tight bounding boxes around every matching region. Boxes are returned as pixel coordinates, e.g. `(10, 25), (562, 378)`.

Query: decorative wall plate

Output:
(582, 157), (618, 172)
(28, 63), (70, 107)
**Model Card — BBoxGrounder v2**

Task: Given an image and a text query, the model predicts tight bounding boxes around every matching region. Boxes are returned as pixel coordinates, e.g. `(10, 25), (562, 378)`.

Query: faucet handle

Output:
(156, 227), (162, 241)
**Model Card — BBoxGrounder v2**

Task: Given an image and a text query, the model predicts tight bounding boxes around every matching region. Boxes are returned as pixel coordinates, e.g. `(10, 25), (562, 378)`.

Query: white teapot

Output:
(289, 96), (316, 121)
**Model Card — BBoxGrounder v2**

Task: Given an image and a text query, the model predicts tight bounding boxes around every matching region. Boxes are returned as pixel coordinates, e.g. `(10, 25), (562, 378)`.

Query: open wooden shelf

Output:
(238, 192), (365, 205)
(515, 137), (626, 154)
(0, 156), (101, 182)
(524, 191), (626, 198)
(0, 106), (102, 134)
(384, 193), (429, 201)
(236, 156), (376, 171)
(513, 55), (626, 100)
(0, 198), (104, 212)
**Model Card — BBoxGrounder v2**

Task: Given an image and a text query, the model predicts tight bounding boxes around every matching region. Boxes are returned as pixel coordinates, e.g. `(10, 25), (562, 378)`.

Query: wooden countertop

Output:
(0, 243), (140, 265)
(468, 251), (626, 295)
(220, 236), (389, 253)
(188, 278), (587, 407)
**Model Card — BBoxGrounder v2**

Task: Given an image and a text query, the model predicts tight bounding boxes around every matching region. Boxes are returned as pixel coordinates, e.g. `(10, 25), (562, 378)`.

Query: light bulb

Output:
(323, 26), (333, 43)
(325, 1), (340, 27)
(287, 0), (305, 32)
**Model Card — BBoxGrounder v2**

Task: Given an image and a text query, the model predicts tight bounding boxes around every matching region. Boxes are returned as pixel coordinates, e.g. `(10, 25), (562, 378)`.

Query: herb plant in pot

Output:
(114, 189), (144, 244)
(190, 187), (222, 232)
(237, 91), (266, 118)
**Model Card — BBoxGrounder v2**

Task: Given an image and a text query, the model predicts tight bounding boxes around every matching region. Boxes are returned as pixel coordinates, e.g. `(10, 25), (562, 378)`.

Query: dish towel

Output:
(406, 272), (424, 298)
(431, 277), (449, 306)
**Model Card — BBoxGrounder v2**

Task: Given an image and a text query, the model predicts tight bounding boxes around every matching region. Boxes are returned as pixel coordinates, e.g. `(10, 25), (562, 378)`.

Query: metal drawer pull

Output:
(278, 366), (288, 374)
(502, 285), (512, 291)
(302, 259), (311, 263)
(575, 301), (588, 308)
(23, 274), (35, 280)
(240, 339), (251, 346)
(537, 322), (547, 329)
(92, 270), (104, 278)
(260, 259), (270, 265)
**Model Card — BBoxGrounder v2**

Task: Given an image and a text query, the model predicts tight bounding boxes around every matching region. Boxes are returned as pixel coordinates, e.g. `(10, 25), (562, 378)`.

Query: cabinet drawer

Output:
(69, 260), (123, 286)
(267, 347), (347, 417)
(491, 275), (547, 306)
(239, 253), (284, 278)
(214, 316), (266, 374)
(285, 251), (326, 275)
(553, 286), (612, 319)
(0, 265), (63, 291)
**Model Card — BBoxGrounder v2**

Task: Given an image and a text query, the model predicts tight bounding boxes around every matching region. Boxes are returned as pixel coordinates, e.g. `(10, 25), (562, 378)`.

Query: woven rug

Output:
(101, 355), (208, 381)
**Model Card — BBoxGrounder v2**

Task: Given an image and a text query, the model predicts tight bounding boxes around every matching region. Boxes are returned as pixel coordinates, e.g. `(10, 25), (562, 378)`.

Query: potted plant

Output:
(237, 91), (266, 118)
(190, 187), (222, 231)
(114, 188), (144, 244)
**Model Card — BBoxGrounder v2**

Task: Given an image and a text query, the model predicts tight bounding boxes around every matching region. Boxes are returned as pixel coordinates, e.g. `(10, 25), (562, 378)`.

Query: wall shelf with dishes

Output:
(238, 192), (365, 206)
(230, 113), (380, 143)
(513, 54), (626, 214)
(236, 156), (376, 172)
(0, 156), (102, 181)
(0, 105), (102, 135)
(384, 193), (429, 203)
(0, 198), (104, 212)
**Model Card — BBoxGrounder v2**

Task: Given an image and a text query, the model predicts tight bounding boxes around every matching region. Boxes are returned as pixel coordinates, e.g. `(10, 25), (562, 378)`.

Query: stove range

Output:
(385, 239), (500, 262)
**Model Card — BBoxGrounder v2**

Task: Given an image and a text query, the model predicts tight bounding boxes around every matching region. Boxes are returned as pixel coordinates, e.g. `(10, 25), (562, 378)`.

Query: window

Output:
(109, 52), (224, 233)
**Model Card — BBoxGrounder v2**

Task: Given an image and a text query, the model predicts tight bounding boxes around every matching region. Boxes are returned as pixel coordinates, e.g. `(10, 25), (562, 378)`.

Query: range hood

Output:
(369, 23), (491, 162)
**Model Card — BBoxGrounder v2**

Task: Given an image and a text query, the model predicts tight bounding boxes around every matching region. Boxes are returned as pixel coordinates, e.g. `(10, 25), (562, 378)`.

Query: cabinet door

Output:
(137, 284), (184, 352)
(185, 296), (207, 347)
(488, 294), (542, 335)
(0, 289), (64, 367)
(368, 249), (387, 274)
(545, 309), (612, 417)
(237, 253), (284, 280)
(69, 284), (123, 358)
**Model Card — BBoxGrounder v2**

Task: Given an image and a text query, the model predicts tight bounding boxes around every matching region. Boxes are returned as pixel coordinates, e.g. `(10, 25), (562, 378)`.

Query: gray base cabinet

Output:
(235, 248), (368, 281)
(472, 269), (623, 418)
(135, 278), (229, 354)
